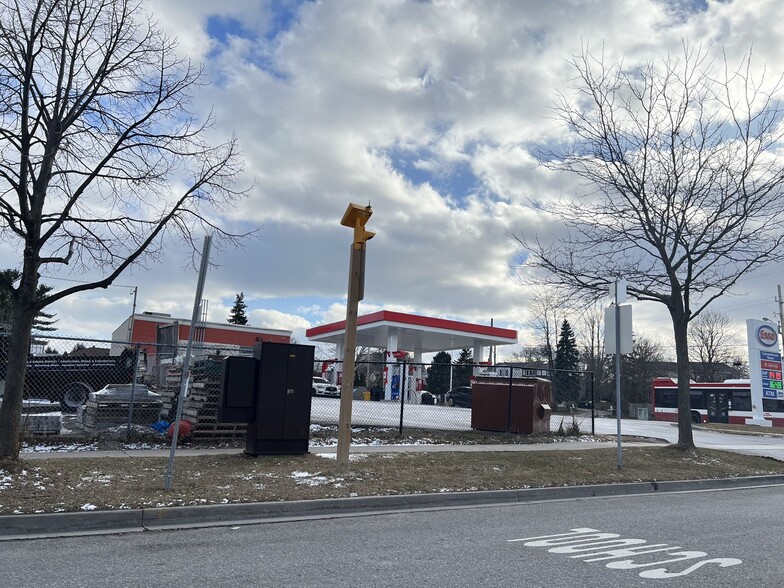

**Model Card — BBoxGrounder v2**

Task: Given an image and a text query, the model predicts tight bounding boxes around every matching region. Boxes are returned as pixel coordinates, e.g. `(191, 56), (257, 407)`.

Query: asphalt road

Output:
(2, 484), (782, 587)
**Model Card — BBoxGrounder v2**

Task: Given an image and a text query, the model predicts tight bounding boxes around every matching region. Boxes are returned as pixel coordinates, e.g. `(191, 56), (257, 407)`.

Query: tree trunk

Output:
(0, 287), (37, 459)
(671, 309), (695, 448)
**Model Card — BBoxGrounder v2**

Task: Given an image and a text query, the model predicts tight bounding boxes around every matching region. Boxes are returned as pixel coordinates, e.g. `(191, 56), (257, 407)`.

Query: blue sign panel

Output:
(761, 351), (782, 362)
(390, 374), (400, 400)
(763, 389), (778, 399)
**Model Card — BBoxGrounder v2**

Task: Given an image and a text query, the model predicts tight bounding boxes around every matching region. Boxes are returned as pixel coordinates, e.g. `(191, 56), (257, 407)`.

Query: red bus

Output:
(651, 377), (784, 427)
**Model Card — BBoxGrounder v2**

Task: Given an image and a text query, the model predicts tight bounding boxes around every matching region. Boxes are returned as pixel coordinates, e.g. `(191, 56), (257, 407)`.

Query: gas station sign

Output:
(746, 319), (781, 426)
(760, 350), (784, 399)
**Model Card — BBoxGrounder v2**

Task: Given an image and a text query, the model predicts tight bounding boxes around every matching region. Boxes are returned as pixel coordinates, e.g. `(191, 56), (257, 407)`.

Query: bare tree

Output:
(513, 43), (784, 448)
(621, 333), (665, 409)
(502, 345), (550, 366)
(0, 0), (251, 458)
(524, 286), (569, 368)
(689, 310), (741, 382)
(575, 302), (611, 401)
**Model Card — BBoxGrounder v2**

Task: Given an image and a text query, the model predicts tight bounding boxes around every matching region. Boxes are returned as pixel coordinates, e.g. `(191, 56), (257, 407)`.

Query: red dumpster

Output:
(471, 377), (552, 434)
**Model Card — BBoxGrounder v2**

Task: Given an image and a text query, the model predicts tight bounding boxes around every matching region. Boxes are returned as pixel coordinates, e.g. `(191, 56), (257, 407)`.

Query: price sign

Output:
(761, 350), (784, 402)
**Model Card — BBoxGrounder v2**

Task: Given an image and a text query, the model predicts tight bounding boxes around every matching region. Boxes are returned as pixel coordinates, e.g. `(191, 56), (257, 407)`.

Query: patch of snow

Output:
(316, 453), (368, 461)
(290, 470), (345, 487)
(81, 504), (98, 511)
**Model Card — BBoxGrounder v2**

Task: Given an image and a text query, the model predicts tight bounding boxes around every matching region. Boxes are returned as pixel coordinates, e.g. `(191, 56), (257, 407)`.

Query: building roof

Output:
(130, 312), (291, 337)
(305, 310), (517, 352)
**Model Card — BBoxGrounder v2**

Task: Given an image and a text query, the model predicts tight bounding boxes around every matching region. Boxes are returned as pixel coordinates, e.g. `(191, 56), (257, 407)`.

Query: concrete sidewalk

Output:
(18, 440), (664, 460)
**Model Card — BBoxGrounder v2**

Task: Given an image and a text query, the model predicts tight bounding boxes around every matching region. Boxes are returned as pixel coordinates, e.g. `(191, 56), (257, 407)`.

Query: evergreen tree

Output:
(227, 292), (249, 325)
(553, 319), (580, 405)
(452, 348), (473, 388)
(0, 269), (58, 340)
(427, 351), (452, 398)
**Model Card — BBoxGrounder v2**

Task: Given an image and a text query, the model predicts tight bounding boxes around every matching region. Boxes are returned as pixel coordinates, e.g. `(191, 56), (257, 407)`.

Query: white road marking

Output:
(509, 527), (742, 580)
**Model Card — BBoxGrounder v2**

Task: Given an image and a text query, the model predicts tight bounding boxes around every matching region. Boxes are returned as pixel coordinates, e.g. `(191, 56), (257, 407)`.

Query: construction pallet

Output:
(190, 425), (246, 440)
(20, 429), (60, 436)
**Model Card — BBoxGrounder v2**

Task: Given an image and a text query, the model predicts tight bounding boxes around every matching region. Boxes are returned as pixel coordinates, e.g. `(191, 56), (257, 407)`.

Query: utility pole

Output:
(614, 282), (622, 470)
(778, 285), (784, 347)
(336, 204), (375, 471)
(606, 278), (632, 470)
(127, 286), (138, 343)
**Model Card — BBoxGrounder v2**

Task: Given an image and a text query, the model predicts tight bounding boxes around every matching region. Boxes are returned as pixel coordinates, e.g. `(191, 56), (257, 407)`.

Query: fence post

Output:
(126, 344), (141, 438)
(165, 235), (211, 490)
(590, 371), (595, 436)
(507, 367), (513, 432)
(398, 360), (406, 436)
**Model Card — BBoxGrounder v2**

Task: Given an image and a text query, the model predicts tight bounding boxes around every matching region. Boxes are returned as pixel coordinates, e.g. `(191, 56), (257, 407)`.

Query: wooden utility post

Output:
(336, 203), (375, 471)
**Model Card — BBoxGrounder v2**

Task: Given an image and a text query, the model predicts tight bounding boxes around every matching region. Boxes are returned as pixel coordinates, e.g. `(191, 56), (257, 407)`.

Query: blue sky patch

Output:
(263, 0), (308, 42)
(386, 145), (481, 207)
(206, 16), (253, 45)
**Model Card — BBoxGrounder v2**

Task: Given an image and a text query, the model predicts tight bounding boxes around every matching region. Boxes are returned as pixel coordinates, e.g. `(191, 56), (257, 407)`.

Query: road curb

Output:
(0, 509), (144, 539)
(4, 474), (784, 540)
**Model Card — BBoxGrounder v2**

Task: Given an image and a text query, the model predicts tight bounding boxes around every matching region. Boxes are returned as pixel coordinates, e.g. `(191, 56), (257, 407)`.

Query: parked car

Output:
(312, 377), (339, 397)
(79, 383), (164, 430)
(88, 383), (160, 402)
(444, 386), (472, 408)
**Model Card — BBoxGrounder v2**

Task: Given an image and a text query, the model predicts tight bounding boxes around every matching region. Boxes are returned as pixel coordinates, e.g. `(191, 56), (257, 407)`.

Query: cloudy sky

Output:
(12, 0), (784, 359)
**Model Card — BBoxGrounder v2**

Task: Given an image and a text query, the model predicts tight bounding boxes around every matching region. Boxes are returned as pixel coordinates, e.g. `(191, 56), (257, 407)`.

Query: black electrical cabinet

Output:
(218, 341), (315, 455)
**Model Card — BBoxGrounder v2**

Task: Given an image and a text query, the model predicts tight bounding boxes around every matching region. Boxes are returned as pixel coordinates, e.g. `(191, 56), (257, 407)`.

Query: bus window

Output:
(690, 392), (705, 410)
(730, 390), (751, 412)
(763, 398), (784, 413)
(655, 389), (678, 408)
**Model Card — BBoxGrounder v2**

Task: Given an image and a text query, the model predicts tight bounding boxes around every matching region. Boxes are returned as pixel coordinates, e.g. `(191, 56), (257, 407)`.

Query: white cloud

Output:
(11, 0), (783, 359)
(248, 308), (310, 332)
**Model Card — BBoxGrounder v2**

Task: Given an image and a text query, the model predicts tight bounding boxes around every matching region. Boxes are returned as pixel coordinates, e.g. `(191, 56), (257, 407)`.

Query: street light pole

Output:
(614, 282), (622, 470)
(336, 204), (375, 471)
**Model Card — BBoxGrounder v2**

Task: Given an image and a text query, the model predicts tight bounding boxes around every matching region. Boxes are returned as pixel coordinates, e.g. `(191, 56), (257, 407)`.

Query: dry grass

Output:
(19, 421), (604, 453)
(2, 445), (783, 515)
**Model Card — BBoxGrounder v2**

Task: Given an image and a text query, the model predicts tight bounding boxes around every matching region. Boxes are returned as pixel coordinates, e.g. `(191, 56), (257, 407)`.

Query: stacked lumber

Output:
(158, 364), (183, 419)
(183, 359), (247, 440)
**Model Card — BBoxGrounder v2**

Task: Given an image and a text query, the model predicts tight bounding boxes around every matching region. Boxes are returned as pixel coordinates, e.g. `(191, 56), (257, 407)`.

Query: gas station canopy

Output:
(305, 310), (517, 359)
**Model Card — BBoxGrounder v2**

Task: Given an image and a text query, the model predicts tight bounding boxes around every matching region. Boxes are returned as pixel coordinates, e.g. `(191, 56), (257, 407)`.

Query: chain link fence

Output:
(1, 334), (255, 441)
(1, 334), (598, 442)
(313, 359), (597, 434)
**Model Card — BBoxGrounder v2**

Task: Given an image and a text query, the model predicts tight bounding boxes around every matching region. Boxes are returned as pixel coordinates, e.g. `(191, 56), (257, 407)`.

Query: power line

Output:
(40, 275), (135, 289)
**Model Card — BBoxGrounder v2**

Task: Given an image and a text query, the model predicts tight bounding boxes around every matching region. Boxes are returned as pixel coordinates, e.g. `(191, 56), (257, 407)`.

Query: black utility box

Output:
(218, 342), (315, 455)
(218, 355), (257, 422)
